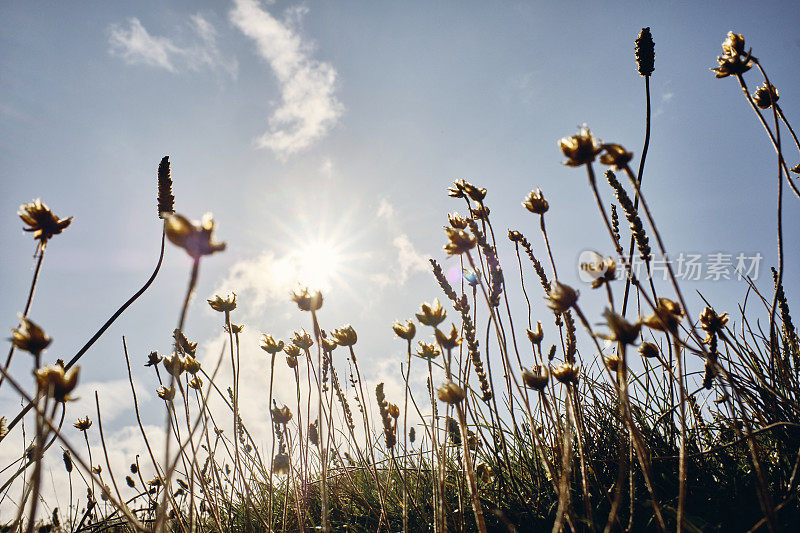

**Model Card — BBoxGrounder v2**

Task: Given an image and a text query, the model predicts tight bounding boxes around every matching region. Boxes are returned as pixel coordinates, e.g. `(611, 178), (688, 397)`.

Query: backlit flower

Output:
(416, 341), (440, 360)
(392, 320), (416, 341)
(444, 227), (476, 255)
(18, 199), (72, 246)
(435, 323), (461, 350)
(558, 126), (602, 167)
(208, 294), (237, 313)
(10, 316), (51, 356)
(522, 188), (549, 215)
(35, 365), (80, 402)
(545, 282), (579, 314)
(416, 299), (447, 327)
(260, 334), (285, 355)
(165, 213), (226, 259)
(291, 286), (323, 312)
(332, 325), (358, 347)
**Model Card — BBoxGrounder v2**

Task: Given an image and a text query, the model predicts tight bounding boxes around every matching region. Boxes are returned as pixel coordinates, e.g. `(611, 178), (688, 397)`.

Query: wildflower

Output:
(545, 281), (579, 313)
(164, 213), (226, 259)
(286, 354), (298, 368)
(260, 334), (285, 355)
(470, 205), (490, 220)
(463, 269), (481, 287)
(603, 353), (622, 372)
(597, 309), (641, 345)
(291, 286), (323, 312)
(145, 351), (162, 367)
(753, 82), (779, 109)
(332, 325), (358, 346)
(459, 181), (487, 202)
(272, 404), (293, 424)
(224, 323), (244, 334)
(600, 144), (634, 170)
(208, 294), (237, 313)
(18, 199), (72, 246)
(273, 452), (290, 476)
(699, 306), (729, 341)
(162, 353), (185, 377)
(74, 416), (92, 431)
(392, 320), (416, 341)
(527, 321), (544, 346)
(291, 330), (314, 350)
(284, 344), (301, 358)
(126, 476), (135, 488)
(34, 365), (80, 402)
(558, 126), (602, 167)
(522, 188), (549, 215)
(552, 362), (580, 385)
(321, 336), (338, 352)
(444, 227), (477, 255)
(642, 298), (684, 333)
(638, 342), (659, 359)
(448, 212), (469, 229)
(183, 356), (201, 375)
(508, 230), (523, 242)
(416, 341), (440, 360)
(188, 376), (203, 390)
(416, 299), (447, 327)
(435, 323), (461, 350)
(635, 27), (655, 76)
(157, 386), (175, 401)
(173, 329), (197, 357)
(10, 316), (51, 356)
(437, 380), (466, 404)
(447, 181), (466, 198)
(522, 366), (549, 391)
(711, 31), (752, 78)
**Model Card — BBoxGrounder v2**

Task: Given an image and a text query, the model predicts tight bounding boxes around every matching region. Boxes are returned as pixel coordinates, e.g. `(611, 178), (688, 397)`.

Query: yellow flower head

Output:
(260, 334), (285, 355)
(416, 299), (447, 327)
(208, 294), (237, 313)
(332, 325), (358, 347)
(35, 365), (80, 403)
(392, 320), (416, 341)
(522, 188), (549, 215)
(435, 323), (461, 350)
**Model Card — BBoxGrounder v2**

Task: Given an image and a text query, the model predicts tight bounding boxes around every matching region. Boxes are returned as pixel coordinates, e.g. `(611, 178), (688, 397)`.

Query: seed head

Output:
(285, 354), (298, 368)
(224, 323), (244, 334)
(332, 325), (358, 346)
(597, 309), (641, 345)
(145, 351), (162, 367)
(74, 416), (92, 431)
(753, 83), (779, 109)
(321, 336), (338, 352)
(272, 404), (293, 424)
(291, 330), (314, 350)
(470, 205), (490, 220)
(699, 306), (729, 342)
(273, 453), (290, 476)
(183, 356), (201, 375)
(157, 385), (176, 401)
(444, 227), (477, 255)
(638, 342), (660, 359)
(599, 144), (634, 170)
(448, 212), (469, 229)
(437, 380), (466, 404)
(558, 126), (602, 167)
(522, 366), (549, 391)
(635, 27), (655, 76)
(291, 286), (323, 312)
(18, 199), (72, 247)
(63, 449), (73, 473)
(552, 362), (580, 385)
(208, 294), (237, 313)
(392, 320), (416, 341)
(527, 321), (544, 346)
(284, 344), (301, 358)
(522, 188), (549, 215)
(416, 341), (440, 360)
(34, 365), (80, 403)
(435, 323), (461, 350)
(10, 316), (52, 356)
(712, 31), (752, 78)
(260, 334), (285, 355)
(545, 281), (579, 314)
(163, 353), (185, 377)
(189, 376), (203, 390)
(165, 212), (226, 259)
(642, 298), (684, 333)
(416, 299), (447, 327)
(157, 156), (175, 219)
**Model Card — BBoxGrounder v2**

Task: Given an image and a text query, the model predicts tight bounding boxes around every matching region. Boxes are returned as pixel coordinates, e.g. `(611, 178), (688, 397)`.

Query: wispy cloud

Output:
(377, 198), (395, 220)
(370, 234), (429, 287)
(108, 14), (237, 77)
(230, 0), (343, 158)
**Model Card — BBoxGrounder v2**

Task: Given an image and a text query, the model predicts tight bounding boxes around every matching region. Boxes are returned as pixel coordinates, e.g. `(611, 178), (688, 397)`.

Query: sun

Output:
(293, 240), (343, 293)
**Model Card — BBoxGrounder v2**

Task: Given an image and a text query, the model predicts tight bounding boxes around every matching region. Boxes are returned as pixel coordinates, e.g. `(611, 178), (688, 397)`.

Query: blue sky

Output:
(1, 0), (799, 514)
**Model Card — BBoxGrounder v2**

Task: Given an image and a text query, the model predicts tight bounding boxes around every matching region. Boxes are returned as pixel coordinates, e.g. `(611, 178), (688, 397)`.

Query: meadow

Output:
(1, 28), (799, 532)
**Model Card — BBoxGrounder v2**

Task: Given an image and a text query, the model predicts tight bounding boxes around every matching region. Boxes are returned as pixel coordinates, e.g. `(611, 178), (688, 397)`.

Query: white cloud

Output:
(212, 251), (297, 318)
(392, 234), (430, 284)
(230, 0), (343, 158)
(108, 15), (237, 77)
(377, 199), (395, 220)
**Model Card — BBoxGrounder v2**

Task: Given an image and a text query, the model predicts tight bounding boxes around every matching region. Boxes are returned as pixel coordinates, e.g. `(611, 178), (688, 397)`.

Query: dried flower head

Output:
(18, 199), (72, 247)
(74, 416), (92, 431)
(183, 356), (201, 375)
(522, 188), (549, 215)
(284, 344), (301, 358)
(173, 329), (197, 356)
(145, 351), (162, 367)
(416, 341), (440, 360)
(508, 230), (523, 242)
(10, 316), (52, 356)
(272, 404), (293, 424)
(558, 126), (602, 167)
(522, 365), (549, 391)
(273, 452), (290, 476)
(460, 181), (487, 202)
(600, 144), (634, 170)
(388, 403), (400, 419)
(188, 376), (203, 390)
(699, 306), (729, 342)
(291, 330), (314, 350)
(597, 309), (641, 345)
(435, 323), (461, 350)
(208, 294), (237, 313)
(157, 385), (176, 401)
(635, 27), (655, 76)
(321, 336), (338, 352)
(603, 353), (622, 372)
(286, 354), (298, 368)
(162, 353), (185, 377)
(552, 362), (580, 385)
(165, 213), (226, 259)
(260, 334), (285, 355)
(470, 204), (490, 220)
(753, 82), (779, 109)
(437, 380), (466, 404)
(527, 321), (544, 346)
(712, 31), (752, 78)
(332, 325), (358, 346)
(448, 212), (469, 229)
(444, 227), (477, 255)
(392, 320), (416, 341)
(224, 323), (244, 334)
(642, 298), (684, 333)
(291, 286), (323, 312)
(545, 281), (579, 314)
(638, 342), (660, 359)
(35, 365), (80, 402)
(416, 299), (447, 327)
(157, 156), (174, 218)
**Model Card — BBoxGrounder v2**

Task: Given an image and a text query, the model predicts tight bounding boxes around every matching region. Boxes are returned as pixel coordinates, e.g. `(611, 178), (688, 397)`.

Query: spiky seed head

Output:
(332, 325), (358, 346)
(291, 285), (323, 312)
(416, 299), (447, 327)
(260, 334), (285, 355)
(635, 27), (655, 76)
